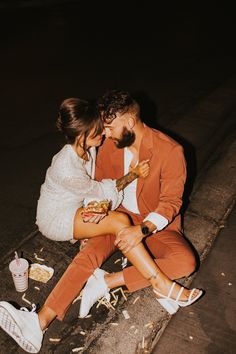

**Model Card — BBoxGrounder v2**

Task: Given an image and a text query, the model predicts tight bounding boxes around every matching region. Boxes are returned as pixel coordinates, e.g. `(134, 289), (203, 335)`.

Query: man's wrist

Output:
(140, 222), (151, 236)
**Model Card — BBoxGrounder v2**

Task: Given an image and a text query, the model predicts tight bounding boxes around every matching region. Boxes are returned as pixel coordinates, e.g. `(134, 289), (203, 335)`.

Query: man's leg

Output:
(123, 230), (196, 292)
(44, 233), (116, 321)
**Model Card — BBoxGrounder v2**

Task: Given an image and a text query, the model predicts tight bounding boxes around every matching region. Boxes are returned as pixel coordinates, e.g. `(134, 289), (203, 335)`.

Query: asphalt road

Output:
(153, 206), (236, 354)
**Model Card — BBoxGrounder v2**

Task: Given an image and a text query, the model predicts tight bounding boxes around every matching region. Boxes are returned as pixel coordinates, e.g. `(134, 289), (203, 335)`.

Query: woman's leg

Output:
(73, 208), (131, 239)
(104, 242), (200, 302)
(74, 208), (200, 301)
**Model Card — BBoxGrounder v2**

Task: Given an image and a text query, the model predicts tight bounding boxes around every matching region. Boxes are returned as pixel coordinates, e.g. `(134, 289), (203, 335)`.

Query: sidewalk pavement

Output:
(0, 85), (236, 353)
(153, 205), (236, 354)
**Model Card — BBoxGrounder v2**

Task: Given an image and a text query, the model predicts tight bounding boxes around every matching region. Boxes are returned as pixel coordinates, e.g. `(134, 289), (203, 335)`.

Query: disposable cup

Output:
(9, 258), (29, 292)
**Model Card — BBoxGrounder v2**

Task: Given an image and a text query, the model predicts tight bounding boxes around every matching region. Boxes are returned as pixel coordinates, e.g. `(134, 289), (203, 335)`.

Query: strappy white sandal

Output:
(154, 282), (204, 315)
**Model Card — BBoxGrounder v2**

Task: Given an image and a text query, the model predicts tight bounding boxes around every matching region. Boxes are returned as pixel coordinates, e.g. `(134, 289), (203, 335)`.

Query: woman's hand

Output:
(81, 210), (106, 223)
(133, 159), (150, 178)
(81, 199), (109, 223)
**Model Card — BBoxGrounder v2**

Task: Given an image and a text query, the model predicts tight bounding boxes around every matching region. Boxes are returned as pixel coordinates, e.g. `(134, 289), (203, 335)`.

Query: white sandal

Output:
(154, 282), (203, 315)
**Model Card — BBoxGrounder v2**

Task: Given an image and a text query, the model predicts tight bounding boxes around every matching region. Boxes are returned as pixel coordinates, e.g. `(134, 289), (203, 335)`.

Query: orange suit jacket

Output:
(95, 125), (186, 233)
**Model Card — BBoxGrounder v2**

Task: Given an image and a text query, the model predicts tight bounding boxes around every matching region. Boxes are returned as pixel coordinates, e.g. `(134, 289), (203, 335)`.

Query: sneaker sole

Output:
(0, 305), (38, 353)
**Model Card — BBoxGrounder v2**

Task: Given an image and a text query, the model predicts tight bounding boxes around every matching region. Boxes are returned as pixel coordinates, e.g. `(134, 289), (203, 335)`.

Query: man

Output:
(82, 89), (198, 296)
(0, 90), (202, 353)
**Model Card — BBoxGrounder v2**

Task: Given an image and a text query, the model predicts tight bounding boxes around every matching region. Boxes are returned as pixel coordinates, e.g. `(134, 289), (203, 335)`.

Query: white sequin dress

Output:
(36, 144), (122, 241)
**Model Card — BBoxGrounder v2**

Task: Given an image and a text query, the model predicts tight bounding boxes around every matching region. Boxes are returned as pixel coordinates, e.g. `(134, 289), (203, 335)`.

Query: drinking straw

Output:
(15, 251), (20, 266)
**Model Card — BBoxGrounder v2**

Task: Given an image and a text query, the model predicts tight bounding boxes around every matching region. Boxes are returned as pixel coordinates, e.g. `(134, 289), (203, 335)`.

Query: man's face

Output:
(104, 112), (135, 148)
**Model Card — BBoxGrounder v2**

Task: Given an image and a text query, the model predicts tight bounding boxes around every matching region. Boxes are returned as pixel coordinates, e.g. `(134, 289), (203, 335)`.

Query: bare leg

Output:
(103, 244), (200, 301)
(118, 243), (200, 301)
(38, 213), (199, 330)
(73, 208), (131, 239)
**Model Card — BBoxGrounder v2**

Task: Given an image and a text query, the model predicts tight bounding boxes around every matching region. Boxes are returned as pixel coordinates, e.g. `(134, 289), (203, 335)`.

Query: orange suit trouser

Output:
(45, 213), (196, 320)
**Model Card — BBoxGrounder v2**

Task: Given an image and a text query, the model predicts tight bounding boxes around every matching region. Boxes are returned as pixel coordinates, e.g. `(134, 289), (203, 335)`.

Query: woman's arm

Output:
(116, 159), (149, 192)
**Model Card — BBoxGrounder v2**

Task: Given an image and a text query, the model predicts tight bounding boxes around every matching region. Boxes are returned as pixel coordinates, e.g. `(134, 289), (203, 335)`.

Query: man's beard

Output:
(113, 127), (136, 148)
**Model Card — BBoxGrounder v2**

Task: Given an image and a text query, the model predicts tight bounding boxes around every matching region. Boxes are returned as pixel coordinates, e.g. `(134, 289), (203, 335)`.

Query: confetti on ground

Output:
(121, 257), (128, 268)
(130, 325), (135, 330)
(111, 287), (127, 301)
(110, 322), (119, 326)
(72, 293), (82, 304)
(133, 296), (140, 304)
(111, 297), (118, 307)
(189, 336), (193, 340)
(221, 272), (226, 276)
(144, 321), (154, 328)
(33, 253), (45, 262)
(122, 310), (130, 319)
(189, 311), (194, 315)
(72, 347), (84, 352)
(22, 293), (32, 305)
(80, 331), (86, 336)
(141, 336), (145, 349)
(34, 286), (40, 291)
(114, 258), (121, 264)
(39, 247), (44, 252)
(228, 282), (232, 286)
(96, 297), (115, 310)
(49, 338), (61, 342)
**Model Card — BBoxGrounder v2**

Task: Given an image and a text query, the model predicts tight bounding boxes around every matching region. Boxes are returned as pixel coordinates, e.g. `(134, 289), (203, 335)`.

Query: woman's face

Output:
(85, 127), (104, 148)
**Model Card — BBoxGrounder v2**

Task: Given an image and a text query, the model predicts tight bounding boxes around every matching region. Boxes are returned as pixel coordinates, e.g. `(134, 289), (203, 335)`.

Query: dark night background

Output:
(0, 2), (236, 353)
(0, 0), (235, 252)
(0, 0), (235, 147)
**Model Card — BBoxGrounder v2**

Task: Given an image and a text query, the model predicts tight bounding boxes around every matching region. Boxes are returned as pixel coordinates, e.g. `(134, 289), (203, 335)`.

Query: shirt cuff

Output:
(143, 212), (168, 232)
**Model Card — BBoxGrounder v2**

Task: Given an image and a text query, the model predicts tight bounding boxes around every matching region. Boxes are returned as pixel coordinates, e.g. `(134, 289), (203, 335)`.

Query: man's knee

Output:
(173, 250), (197, 279)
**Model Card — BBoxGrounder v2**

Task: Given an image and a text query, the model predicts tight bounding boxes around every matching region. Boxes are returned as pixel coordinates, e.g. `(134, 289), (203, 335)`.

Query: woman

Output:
(36, 98), (149, 244)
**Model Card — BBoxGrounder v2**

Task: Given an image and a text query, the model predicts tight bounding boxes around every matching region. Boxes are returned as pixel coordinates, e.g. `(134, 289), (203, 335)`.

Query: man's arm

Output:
(152, 144), (186, 224)
(116, 160), (149, 191)
(116, 144), (187, 252)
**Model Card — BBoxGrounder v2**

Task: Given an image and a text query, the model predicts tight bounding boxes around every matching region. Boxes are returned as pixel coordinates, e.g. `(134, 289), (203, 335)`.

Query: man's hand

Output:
(132, 159), (150, 178)
(114, 225), (143, 253)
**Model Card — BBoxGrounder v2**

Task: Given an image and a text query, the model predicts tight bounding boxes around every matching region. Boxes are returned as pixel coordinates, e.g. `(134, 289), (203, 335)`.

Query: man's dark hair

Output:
(98, 89), (140, 123)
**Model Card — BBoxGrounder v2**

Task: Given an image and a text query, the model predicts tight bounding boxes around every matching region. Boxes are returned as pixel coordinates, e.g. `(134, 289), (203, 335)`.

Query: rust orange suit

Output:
(45, 126), (196, 320)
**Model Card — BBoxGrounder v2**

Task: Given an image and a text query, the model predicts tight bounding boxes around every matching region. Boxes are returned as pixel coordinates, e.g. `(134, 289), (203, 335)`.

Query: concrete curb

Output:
(83, 129), (236, 354)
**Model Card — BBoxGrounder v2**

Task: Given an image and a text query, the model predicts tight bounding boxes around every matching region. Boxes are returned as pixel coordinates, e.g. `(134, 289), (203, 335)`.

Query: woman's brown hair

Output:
(56, 98), (103, 156)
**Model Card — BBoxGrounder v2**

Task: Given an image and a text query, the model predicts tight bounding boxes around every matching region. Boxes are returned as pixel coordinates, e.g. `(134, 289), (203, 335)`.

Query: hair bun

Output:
(55, 112), (63, 132)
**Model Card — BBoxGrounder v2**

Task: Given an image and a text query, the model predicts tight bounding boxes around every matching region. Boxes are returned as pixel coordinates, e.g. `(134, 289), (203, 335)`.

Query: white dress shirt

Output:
(122, 147), (168, 231)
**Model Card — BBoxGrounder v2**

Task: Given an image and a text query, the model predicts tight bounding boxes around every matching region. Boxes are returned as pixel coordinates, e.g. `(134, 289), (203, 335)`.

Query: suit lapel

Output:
(137, 126), (154, 199)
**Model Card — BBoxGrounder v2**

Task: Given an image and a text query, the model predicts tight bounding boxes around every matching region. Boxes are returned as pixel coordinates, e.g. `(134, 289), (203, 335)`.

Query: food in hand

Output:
(82, 200), (111, 216)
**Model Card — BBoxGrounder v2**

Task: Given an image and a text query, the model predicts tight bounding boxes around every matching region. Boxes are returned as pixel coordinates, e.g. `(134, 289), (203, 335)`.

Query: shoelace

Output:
(20, 303), (37, 313)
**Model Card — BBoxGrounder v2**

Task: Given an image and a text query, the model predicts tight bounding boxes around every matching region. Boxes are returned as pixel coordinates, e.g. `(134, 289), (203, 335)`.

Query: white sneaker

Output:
(0, 301), (43, 353)
(79, 268), (110, 318)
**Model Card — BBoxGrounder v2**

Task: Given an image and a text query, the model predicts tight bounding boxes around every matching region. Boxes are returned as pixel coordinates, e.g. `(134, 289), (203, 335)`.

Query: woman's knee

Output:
(109, 211), (131, 227)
